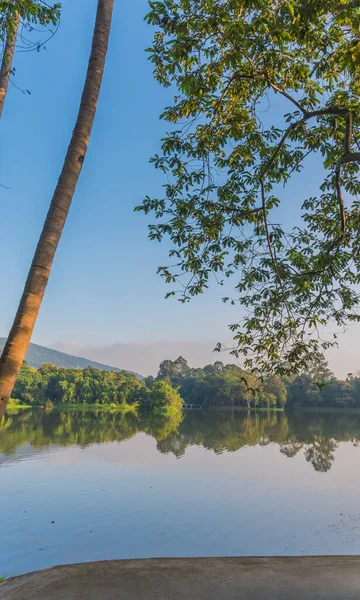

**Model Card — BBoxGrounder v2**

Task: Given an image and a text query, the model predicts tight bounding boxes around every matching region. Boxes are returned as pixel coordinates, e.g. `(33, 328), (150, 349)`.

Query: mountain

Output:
(0, 338), (142, 378)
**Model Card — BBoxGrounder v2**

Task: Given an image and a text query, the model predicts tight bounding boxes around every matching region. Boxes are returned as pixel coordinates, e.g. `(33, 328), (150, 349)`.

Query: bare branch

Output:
(269, 82), (306, 114)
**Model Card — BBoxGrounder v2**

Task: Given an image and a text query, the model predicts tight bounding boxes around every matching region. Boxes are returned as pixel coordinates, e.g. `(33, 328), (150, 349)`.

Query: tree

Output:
(139, 0), (360, 376)
(157, 356), (190, 386)
(0, 1), (61, 119)
(0, 10), (19, 119)
(12, 361), (38, 404)
(263, 377), (287, 408)
(305, 436), (338, 473)
(148, 380), (184, 415)
(304, 355), (334, 383)
(0, 0), (114, 416)
(258, 392), (277, 410)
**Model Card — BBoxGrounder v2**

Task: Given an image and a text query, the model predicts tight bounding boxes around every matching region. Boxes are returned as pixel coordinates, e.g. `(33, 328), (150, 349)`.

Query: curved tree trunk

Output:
(0, 0), (114, 415)
(0, 13), (20, 120)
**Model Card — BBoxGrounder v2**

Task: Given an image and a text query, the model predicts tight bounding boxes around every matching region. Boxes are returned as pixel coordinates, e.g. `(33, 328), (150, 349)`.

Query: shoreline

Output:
(1, 557), (360, 600)
(7, 403), (360, 415)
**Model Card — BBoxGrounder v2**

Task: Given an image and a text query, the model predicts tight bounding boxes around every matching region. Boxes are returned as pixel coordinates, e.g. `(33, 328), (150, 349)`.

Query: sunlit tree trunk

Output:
(0, 13), (20, 120)
(0, 0), (114, 415)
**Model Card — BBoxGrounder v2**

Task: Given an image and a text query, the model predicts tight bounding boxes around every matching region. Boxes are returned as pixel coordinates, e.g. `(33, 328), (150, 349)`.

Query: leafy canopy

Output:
(138, 0), (360, 375)
(0, 1), (61, 42)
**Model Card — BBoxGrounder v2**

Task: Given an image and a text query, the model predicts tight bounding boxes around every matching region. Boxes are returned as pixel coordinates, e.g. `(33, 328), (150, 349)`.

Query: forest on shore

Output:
(10, 355), (360, 412)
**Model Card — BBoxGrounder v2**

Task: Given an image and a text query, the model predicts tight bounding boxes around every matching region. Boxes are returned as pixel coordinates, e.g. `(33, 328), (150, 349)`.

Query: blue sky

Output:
(0, 0), (358, 375)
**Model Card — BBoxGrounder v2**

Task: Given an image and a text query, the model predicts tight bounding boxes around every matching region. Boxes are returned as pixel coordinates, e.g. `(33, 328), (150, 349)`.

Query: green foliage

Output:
(144, 410), (183, 440)
(0, 1), (61, 43)
(5, 398), (31, 414)
(140, 0), (360, 376)
(156, 356), (287, 409)
(155, 354), (360, 410)
(147, 379), (184, 414)
(11, 355), (360, 413)
(12, 363), (149, 411)
(11, 362), (184, 415)
(286, 355), (360, 409)
(157, 356), (190, 386)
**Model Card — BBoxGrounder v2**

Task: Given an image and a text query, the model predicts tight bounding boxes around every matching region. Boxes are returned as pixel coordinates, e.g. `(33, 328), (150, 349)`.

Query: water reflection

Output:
(1, 408), (360, 472)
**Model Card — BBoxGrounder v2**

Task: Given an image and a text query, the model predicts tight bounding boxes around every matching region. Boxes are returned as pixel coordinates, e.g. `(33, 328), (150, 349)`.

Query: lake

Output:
(1, 408), (360, 577)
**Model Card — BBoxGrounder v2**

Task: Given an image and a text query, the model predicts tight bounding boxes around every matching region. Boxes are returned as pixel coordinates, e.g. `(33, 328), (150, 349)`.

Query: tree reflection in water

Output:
(1, 408), (360, 472)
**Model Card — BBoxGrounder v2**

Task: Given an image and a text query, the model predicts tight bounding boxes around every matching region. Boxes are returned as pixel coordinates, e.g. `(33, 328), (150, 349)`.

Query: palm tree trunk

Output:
(0, 13), (20, 120)
(0, 0), (114, 413)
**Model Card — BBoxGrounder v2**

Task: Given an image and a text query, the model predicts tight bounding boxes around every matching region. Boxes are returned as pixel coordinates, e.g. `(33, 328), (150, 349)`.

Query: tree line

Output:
(150, 355), (360, 410)
(12, 362), (183, 416)
(147, 356), (287, 409)
(11, 354), (360, 411)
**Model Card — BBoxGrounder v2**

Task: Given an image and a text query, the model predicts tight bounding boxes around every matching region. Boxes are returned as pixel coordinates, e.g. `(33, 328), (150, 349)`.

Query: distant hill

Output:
(0, 338), (142, 379)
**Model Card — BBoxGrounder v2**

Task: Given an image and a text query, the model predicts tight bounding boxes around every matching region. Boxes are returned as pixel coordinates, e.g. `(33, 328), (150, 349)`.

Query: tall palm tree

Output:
(0, 13), (20, 120)
(0, 0), (115, 416)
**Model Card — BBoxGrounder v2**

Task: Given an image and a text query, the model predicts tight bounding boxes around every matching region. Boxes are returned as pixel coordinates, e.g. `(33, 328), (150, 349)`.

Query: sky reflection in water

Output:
(1, 408), (360, 576)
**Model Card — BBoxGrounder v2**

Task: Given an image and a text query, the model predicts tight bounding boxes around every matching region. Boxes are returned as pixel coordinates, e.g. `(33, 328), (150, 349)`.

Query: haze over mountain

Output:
(1, 329), (355, 380)
(50, 340), (239, 377)
(0, 338), (142, 378)
(50, 333), (357, 379)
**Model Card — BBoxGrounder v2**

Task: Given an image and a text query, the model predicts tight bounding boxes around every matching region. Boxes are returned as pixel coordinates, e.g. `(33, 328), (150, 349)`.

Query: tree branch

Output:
(269, 82), (306, 114)
(223, 206), (263, 218)
(338, 151), (360, 165)
(210, 72), (257, 125)
(260, 107), (349, 179)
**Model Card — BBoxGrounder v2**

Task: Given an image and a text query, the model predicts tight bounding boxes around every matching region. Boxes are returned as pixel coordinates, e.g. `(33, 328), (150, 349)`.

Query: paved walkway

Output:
(1, 557), (360, 599)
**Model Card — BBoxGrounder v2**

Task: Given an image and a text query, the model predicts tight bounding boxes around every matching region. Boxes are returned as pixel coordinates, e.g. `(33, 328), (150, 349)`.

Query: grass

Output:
(5, 398), (32, 415)
(95, 402), (139, 414)
(54, 402), (139, 414)
(0, 577), (5, 584)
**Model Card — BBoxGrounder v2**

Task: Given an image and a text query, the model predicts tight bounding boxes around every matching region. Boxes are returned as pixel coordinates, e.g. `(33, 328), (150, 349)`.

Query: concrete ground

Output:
(1, 557), (360, 600)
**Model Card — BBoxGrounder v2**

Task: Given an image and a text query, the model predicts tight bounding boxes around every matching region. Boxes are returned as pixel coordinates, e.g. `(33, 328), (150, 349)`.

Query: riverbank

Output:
(1, 557), (360, 599)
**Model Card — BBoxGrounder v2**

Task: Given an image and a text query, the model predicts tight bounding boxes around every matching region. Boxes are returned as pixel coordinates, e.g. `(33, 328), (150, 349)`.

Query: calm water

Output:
(1, 408), (360, 576)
